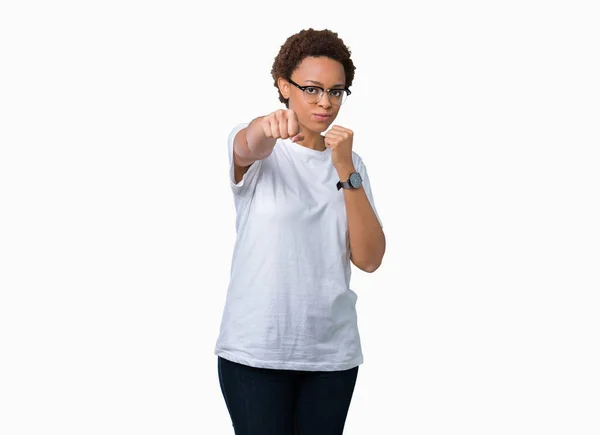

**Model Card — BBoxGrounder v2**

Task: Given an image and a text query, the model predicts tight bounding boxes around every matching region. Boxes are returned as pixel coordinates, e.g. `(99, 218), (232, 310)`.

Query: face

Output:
(278, 56), (346, 134)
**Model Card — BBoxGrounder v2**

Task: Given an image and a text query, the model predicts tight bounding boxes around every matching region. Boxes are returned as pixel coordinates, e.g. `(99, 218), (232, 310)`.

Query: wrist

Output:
(335, 163), (356, 180)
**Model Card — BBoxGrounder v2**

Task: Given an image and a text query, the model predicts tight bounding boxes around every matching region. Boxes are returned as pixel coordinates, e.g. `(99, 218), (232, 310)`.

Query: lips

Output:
(313, 113), (331, 121)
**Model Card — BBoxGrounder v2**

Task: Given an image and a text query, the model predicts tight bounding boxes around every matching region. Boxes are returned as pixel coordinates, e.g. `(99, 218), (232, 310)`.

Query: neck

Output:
(295, 129), (326, 151)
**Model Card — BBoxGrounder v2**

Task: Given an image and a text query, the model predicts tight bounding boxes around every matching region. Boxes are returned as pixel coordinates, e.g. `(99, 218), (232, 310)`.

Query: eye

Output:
(330, 90), (343, 97)
(305, 87), (319, 94)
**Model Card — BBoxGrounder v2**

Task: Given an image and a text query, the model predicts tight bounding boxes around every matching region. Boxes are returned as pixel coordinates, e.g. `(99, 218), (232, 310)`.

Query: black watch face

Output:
(349, 172), (362, 188)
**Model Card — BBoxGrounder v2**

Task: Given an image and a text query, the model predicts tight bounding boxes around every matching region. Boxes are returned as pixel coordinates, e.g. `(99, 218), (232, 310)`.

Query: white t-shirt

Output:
(214, 123), (382, 371)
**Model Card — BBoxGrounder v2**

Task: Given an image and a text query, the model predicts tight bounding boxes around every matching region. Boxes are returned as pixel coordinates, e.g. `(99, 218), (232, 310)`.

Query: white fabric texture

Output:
(214, 122), (382, 371)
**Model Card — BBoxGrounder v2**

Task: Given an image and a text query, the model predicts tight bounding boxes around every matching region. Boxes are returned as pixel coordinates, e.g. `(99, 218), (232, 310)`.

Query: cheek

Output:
(290, 96), (309, 114)
(290, 99), (311, 122)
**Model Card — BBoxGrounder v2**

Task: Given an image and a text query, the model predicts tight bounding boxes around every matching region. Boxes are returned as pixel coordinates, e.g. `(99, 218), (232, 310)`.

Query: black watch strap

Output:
(337, 180), (350, 190)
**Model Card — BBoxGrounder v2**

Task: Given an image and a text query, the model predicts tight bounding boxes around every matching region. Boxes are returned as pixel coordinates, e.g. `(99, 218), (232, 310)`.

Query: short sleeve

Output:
(355, 156), (383, 228)
(228, 123), (263, 196)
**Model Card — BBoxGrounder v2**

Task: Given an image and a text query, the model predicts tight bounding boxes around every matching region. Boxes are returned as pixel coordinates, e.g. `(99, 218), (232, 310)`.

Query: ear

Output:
(277, 77), (290, 99)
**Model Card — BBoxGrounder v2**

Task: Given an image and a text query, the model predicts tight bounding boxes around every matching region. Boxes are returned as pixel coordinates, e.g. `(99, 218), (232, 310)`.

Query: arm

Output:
(336, 164), (386, 273)
(324, 125), (385, 273)
(232, 116), (276, 184)
(233, 110), (304, 184)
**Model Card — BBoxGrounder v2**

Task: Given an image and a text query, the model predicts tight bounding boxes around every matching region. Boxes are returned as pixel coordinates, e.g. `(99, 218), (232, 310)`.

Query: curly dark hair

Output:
(271, 28), (356, 108)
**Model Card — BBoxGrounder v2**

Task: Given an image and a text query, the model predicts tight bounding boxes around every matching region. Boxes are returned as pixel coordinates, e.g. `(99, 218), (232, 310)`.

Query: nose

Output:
(318, 91), (333, 109)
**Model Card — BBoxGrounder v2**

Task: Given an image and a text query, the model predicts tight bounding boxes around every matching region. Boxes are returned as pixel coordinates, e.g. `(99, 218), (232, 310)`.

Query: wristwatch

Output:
(337, 171), (363, 190)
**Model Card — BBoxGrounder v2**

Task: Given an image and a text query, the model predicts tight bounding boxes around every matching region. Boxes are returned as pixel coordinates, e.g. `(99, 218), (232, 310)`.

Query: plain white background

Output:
(1, 0), (599, 434)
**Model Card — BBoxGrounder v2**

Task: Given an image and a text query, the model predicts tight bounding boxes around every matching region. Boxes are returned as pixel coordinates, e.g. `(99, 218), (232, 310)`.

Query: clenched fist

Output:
(261, 109), (305, 143)
(324, 125), (354, 170)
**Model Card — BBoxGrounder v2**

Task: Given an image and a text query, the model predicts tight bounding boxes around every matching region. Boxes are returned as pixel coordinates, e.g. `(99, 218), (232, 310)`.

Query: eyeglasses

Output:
(287, 78), (351, 106)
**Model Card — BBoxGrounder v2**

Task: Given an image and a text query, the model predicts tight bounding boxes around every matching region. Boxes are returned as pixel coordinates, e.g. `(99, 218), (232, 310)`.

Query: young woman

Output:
(214, 28), (386, 434)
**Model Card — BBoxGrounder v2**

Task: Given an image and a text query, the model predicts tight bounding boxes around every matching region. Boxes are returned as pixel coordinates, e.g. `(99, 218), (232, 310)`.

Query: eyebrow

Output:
(305, 80), (346, 88)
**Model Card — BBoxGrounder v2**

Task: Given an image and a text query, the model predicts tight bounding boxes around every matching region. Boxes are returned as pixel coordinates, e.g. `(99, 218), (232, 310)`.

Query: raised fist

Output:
(261, 109), (305, 143)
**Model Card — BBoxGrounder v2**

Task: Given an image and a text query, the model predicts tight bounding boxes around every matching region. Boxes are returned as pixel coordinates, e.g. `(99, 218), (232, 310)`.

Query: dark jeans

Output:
(217, 356), (359, 435)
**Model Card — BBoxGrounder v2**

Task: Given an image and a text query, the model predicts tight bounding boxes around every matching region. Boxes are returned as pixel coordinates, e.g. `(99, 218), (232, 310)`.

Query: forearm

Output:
(244, 116), (277, 160)
(236, 110), (303, 165)
(337, 165), (386, 273)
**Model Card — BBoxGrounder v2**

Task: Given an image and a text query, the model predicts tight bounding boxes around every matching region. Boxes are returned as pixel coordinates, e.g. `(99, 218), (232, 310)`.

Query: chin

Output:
(310, 118), (335, 133)
(314, 123), (330, 133)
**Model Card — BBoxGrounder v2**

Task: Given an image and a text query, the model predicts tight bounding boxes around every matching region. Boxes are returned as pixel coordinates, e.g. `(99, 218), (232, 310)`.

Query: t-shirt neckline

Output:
(282, 138), (332, 160)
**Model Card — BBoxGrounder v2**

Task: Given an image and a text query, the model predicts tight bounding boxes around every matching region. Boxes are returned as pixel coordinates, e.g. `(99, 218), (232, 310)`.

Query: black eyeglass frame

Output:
(287, 78), (351, 105)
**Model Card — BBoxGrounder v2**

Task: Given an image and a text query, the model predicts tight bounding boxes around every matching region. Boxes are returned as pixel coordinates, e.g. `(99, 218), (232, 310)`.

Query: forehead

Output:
(292, 56), (346, 86)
